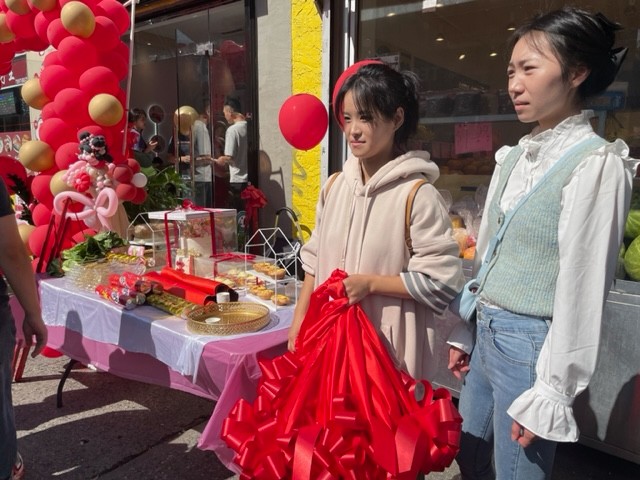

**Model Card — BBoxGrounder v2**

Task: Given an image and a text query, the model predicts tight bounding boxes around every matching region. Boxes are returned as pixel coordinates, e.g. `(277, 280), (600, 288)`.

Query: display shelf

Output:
(126, 213), (165, 267)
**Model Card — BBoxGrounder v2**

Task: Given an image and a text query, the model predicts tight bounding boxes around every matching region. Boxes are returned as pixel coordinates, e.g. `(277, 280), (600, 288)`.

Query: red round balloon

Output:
(31, 202), (52, 227)
(54, 141), (80, 170)
(40, 346), (64, 358)
(126, 157), (140, 174)
(31, 174), (55, 208)
(79, 66), (119, 97)
(0, 42), (15, 64)
(112, 164), (132, 184)
(39, 117), (76, 150)
(40, 101), (57, 121)
(96, 0), (130, 34)
(39, 64), (77, 100)
(42, 50), (60, 68)
(131, 186), (146, 205)
(58, 37), (98, 73)
(278, 94), (328, 151)
(46, 18), (70, 49)
(54, 88), (91, 127)
(88, 16), (120, 52)
(5, 10), (37, 39)
(115, 182), (136, 201)
(0, 62), (11, 76)
(101, 49), (128, 80)
(14, 35), (50, 53)
(34, 10), (54, 44)
(332, 60), (383, 126)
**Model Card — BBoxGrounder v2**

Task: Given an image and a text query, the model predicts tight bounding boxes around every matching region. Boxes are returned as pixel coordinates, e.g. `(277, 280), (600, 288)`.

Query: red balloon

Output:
(39, 64), (77, 99)
(88, 16), (119, 52)
(77, 124), (114, 146)
(54, 141), (80, 170)
(78, 66), (119, 97)
(131, 186), (146, 205)
(96, 0), (130, 34)
(101, 49), (128, 80)
(14, 35), (49, 53)
(54, 88), (91, 127)
(113, 40), (129, 61)
(34, 10), (55, 43)
(39, 117), (76, 151)
(112, 164), (132, 184)
(42, 50), (60, 68)
(278, 94), (328, 151)
(58, 36), (98, 73)
(332, 59), (383, 126)
(0, 155), (28, 194)
(5, 10), (37, 39)
(126, 157), (140, 174)
(41, 346), (64, 358)
(0, 43), (16, 64)
(46, 18), (70, 49)
(40, 101), (56, 121)
(31, 202), (52, 227)
(115, 182), (136, 201)
(0, 62), (11, 76)
(71, 228), (97, 244)
(31, 174), (55, 208)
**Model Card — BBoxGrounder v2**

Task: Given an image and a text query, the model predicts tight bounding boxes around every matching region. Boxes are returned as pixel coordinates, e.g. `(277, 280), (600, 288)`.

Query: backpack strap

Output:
(405, 179), (428, 256)
(322, 172), (341, 203)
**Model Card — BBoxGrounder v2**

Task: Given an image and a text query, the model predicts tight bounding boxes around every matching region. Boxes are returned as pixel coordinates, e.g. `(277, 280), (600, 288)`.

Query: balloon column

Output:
(0, 0), (145, 270)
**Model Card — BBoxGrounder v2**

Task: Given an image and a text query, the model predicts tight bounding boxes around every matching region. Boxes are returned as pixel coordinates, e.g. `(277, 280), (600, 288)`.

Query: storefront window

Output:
(356, 0), (639, 197)
(129, 1), (250, 207)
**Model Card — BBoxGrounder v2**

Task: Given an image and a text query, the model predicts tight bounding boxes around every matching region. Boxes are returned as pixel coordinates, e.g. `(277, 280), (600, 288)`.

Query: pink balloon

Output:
(54, 188), (119, 231)
(54, 141), (80, 170)
(332, 60), (383, 126)
(54, 88), (91, 127)
(5, 10), (37, 39)
(28, 224), (51, 259)
(47, 18), (70, 49)
(31, 202), (52, 227)
(39, 117), (76, 150)
(278, 94), (328, 151)
(101, 49), (128, 80)
(58, 36), (98, 73)
(87, 16), (119, 52)
(39, 64), (77, 99)
(96, 0), (129, 34)
(31, 174), (55, 208)
(79, 66), (119, 97)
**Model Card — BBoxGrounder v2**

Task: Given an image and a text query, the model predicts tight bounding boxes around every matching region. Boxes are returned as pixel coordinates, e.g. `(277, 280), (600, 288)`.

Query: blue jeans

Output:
(0, 304), (17, 479)
(456, 303), (557, 480)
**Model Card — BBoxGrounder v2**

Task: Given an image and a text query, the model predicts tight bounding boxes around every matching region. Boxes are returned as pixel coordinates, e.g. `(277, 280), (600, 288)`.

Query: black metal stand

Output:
(56, 359), (78, 408)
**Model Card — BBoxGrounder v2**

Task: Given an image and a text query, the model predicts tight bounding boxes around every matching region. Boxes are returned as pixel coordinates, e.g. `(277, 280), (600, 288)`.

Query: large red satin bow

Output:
(240, 185), (267, 232)
(222, 269), (462, 479)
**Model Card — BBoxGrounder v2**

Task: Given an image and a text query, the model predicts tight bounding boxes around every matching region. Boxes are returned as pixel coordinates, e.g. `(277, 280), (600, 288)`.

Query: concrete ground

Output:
(11, 353), (640, 479)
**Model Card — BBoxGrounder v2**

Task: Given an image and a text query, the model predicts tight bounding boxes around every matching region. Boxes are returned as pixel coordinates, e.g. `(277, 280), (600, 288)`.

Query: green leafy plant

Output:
(123, 167), (188, 224)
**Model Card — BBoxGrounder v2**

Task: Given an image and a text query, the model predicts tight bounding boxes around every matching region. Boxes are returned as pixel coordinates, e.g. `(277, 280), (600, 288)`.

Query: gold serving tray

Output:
(186, 302), (270, 335)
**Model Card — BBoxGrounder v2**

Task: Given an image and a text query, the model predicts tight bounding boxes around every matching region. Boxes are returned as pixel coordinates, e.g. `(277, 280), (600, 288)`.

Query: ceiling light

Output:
(507, 25), (516, 31)
(435, 33), (445, 42)
(386, 12), (396, 17)
(458, 53), (466, 60)
(489, 51), (498, 57)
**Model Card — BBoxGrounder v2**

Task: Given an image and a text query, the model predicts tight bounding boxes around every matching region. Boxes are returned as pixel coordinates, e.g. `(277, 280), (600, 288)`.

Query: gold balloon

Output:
(61, 1), (96, 38)
(173, 106), (198, 135)
(21, 78), (50, 110)
(29, 0), (58, 11)
(88, 93), (124, 127)
(19, 140), (55, 172)
(0, 14), (16, 44)
(6, 0), (30, 15)
(50, 170), (73, 196)
(17, 224), (36, 256)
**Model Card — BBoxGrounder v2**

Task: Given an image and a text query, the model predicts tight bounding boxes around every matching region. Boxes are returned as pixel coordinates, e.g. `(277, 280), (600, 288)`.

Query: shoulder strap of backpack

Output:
(405, 179), (428, 256)
(322, 172), (341, 203)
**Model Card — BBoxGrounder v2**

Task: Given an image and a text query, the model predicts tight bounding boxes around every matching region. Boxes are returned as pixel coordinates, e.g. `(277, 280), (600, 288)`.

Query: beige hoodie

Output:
(301, 150), (464, 380)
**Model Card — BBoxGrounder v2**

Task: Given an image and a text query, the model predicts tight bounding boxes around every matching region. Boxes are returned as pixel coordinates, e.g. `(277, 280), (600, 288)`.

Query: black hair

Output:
(508, 7), (625, 100)
(224, 96), (242, 113)
(128, 107), (147, 123)
(334, 62), (420, 149)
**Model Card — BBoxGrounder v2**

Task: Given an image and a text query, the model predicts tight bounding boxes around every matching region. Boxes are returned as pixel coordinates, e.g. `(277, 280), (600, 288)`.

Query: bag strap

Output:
(322, 172), (341, 203)
(477, 135), (607, 283)
(405, 179), (428, 256)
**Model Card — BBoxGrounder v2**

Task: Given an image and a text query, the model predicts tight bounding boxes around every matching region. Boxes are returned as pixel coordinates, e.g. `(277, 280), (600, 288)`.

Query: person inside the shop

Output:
(128, 108), (158, 168)
(0, 178), (48, 480)
(287, 62), (465, 382)
(214, 95), (247, 211)
(190, 103), (215, 207)
(447, 7), (639, 480)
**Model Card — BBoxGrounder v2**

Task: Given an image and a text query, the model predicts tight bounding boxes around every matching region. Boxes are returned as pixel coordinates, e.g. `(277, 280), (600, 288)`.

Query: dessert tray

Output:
(185, 302), (271, 335)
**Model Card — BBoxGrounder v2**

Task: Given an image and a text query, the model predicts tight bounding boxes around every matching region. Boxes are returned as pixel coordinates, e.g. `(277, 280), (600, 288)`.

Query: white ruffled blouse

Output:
(449, 111), (639, 441)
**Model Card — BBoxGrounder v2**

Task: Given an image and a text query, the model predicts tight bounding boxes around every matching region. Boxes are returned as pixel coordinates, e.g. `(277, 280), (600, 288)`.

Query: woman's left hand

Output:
(511, 421), (537, 448)
(342, 275), (371, 305)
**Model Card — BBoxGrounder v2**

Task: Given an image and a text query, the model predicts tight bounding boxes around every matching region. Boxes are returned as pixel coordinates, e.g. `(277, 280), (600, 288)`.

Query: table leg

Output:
(57, 359), (78, 408)
(13, 344), (30, 382)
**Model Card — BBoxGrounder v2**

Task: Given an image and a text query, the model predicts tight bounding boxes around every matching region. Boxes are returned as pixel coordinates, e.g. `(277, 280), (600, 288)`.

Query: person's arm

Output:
(0, 214), (47, 357)
(215, 126), (237, 167)
(507, 144), (636, 443)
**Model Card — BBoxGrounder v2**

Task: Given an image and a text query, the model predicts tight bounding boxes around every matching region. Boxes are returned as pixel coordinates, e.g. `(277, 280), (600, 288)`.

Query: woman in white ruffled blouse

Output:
(448, 7), (639, 480)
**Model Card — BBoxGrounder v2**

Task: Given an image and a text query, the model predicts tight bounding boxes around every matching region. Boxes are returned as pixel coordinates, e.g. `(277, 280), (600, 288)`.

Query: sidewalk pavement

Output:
(11, 353), (640, 479)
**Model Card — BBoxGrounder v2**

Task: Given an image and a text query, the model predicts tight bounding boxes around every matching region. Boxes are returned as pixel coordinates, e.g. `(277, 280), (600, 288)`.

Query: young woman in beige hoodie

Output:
(287, 62), (464, 380)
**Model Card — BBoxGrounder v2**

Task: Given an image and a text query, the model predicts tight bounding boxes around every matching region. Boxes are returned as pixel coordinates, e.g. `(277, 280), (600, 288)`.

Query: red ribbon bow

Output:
(221, 269), (462, 479)
(240, 185), (267, 231)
